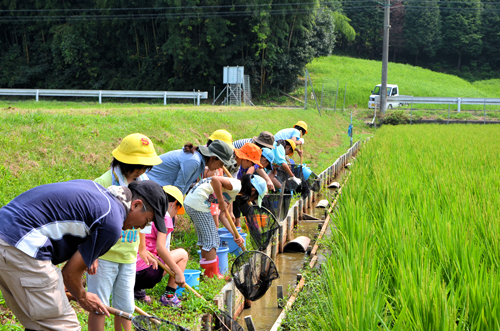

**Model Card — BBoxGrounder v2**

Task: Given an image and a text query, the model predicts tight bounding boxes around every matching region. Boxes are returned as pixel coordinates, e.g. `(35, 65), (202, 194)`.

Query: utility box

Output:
(223, 66), (244, 84)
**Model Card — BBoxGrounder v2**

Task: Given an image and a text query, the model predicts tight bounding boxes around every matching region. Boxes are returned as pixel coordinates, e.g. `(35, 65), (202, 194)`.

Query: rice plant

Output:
(305, 125), (500, 330)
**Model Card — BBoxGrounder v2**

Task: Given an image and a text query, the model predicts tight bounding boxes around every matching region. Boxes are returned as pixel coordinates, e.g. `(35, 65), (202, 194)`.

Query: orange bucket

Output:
(255, 215), (267, 227)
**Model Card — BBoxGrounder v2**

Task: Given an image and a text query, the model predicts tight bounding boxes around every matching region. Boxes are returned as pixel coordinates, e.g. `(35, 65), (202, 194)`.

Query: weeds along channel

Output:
(281, 125), (500, 330)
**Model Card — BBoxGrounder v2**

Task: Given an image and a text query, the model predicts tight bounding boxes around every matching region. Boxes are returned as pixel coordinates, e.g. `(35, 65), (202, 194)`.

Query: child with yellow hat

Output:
(88, 133), (164, 331)
(135, 186), (188, 307)
(267, 139), (299, 190)
(274, 121), (308, 157)
(95, 133), (163, 186)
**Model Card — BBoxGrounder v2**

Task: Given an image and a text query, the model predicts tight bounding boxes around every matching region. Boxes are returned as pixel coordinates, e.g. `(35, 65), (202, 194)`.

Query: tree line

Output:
(0, 0), (352, 94)
(338, 0), (500, 80)
(1, 0), (496, 96)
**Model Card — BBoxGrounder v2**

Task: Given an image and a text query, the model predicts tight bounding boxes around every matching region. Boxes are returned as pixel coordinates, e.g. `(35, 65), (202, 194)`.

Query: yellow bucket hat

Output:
(209, 129), (234, 149)
(295, 121), (308, 134)
(285, 139), (297, 156)
(112, 133), (162, 166)
(163, 185), (185, 215)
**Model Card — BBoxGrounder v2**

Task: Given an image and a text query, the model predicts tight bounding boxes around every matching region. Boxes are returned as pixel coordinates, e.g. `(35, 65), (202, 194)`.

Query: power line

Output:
(0, 1), (497, 23)
(0, 1), (373, 13)
(0, 6), (375, 23)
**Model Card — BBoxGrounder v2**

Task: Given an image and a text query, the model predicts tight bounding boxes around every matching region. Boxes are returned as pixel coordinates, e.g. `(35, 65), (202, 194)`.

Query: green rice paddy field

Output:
(283, 124), (500, 330)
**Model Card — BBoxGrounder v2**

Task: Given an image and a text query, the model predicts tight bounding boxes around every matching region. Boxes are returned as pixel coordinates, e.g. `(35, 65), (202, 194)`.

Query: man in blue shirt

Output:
(0, 179), (167, 330)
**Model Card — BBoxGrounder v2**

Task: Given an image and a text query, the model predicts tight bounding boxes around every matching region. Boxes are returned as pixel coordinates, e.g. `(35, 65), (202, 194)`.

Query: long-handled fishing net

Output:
(241, 205), (280, 251)
(261, 193), (292, 222)
(221, 168), (280, 301)
(213, 311), (245, 331)
(66, 292), (189, 331)
(275, 168), (302, 193)
(292, 164), (321, 192)
(132, 315), (190, 331)
(276, 165), (320, 198)
(148, 252), (244, 331)
(231, 250), (279, 301)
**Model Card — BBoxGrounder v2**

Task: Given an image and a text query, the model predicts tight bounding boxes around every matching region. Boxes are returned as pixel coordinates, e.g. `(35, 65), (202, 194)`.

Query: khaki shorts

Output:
(0, 238), (81, 330)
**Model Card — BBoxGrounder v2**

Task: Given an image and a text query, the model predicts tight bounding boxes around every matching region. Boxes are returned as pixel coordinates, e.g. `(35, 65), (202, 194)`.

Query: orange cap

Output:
(234, 143), (263, 167)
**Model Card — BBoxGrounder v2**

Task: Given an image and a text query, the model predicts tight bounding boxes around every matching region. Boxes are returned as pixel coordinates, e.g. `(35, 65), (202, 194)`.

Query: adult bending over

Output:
(0, 180), (167, 331)
(147, 140), (234, 195)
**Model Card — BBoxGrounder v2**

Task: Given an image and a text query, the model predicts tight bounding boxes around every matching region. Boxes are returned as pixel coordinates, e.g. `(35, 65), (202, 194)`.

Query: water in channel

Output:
(237, 177), (343, 330)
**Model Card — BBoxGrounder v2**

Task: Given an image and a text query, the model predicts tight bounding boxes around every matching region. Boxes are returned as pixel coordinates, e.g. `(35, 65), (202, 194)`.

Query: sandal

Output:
(134, 289), (151, 304)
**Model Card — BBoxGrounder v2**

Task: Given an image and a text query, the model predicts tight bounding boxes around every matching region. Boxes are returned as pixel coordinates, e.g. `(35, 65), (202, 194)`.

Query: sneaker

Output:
(134, 289), (151, 304)
(160, 292), (182, 308)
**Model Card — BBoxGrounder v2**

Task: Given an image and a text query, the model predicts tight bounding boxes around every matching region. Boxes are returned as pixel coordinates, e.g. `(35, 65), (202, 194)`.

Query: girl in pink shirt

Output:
(134, 186), (188, 307)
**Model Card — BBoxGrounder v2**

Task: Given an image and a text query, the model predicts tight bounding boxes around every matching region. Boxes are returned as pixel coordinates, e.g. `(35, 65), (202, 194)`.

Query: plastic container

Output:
(302, 165), (312, 180)
(219, 232), (248, 256)
(255, 214), (268, 227)
(197, 246), (230, 275)
(218, 226), (242, 236)
(175, 269), (201, 297)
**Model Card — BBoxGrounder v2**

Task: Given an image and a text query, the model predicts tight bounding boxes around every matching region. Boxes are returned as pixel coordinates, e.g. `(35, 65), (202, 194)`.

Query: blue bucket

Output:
(175, 269), (201, 297)
(197, 246), (230, 275)
(218, 227), (242, 236)
(302, 165), (312, 180)
(219, 232), (247, 256)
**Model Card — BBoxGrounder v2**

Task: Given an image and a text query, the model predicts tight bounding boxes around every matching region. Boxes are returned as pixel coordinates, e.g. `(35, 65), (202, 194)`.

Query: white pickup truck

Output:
(368, 84), (409, 110)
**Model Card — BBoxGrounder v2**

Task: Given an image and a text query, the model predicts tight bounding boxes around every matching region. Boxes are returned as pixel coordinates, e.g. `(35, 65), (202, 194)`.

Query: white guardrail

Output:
(387, 96), (500, 112)
(0, 88), (209, 105)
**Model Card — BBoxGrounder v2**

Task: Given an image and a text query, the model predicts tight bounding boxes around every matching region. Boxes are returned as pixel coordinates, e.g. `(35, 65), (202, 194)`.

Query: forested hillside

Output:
(1, 1), (498, 95)
(0, 1), (344, 93)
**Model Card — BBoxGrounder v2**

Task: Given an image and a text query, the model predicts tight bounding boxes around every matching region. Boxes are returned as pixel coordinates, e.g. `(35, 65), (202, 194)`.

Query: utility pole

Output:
(380, 0), (390, 113)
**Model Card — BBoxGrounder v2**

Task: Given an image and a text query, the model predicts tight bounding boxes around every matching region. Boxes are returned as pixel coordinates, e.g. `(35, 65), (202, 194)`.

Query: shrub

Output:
(380, 110), (410, 125)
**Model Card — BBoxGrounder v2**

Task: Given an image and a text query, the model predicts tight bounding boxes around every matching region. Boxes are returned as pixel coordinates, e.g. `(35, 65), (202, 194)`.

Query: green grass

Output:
(472, 79), (500, 96)
(301, 55), (500, 111)
(0, 99), (371, 328)
(0, 100), (373, 205)
(283, 125), (500, 330)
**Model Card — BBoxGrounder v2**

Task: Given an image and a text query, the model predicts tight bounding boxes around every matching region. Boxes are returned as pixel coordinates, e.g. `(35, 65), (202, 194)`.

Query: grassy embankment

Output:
(282, 124), (500, 330)
(0, 100), (373, 329)
(285, 56), (500, 118)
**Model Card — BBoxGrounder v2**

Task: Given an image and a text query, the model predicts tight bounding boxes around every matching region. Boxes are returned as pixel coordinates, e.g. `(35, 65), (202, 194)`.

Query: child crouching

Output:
(134, 186), (188, 307)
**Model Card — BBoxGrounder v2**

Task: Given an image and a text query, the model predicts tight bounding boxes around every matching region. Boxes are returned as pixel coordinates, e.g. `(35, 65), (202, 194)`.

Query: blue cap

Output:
(250, 175), (268, 207)
(261, 148), (274, 170)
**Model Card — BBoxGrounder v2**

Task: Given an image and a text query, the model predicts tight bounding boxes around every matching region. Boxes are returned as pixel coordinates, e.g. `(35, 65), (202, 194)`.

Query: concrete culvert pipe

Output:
(328, 181), (340, 189)
(283, 236), (311, 253)
(316, 199), (329, 208)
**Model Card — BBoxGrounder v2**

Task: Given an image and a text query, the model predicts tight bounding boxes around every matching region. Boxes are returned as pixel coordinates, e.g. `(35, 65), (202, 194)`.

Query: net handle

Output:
(222, 166), (246, 252)
(147, 252), (204, 299)
(148, 254), (235, 331)
(298, 130), (303, 164)
(107, 306), (134, 320)
(65, 291), (134, 320)
(277, 178), (287, 222)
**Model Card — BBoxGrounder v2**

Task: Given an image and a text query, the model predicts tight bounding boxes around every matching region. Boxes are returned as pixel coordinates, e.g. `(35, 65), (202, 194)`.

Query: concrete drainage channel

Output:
(200, 141), (362, 331)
